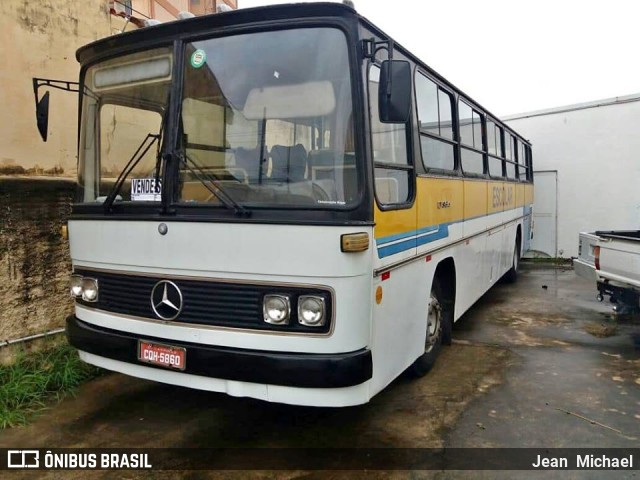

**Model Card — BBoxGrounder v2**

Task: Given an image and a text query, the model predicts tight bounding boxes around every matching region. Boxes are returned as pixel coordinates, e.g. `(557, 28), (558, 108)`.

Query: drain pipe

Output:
(0, 328), (66, 348)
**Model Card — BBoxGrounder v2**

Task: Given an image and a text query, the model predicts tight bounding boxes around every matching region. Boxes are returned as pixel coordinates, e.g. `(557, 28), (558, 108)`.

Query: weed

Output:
(0, 342), (102, 428)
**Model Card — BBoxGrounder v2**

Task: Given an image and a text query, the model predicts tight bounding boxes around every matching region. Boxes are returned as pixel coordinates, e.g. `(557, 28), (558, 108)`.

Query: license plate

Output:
(138, 341), (186, 371)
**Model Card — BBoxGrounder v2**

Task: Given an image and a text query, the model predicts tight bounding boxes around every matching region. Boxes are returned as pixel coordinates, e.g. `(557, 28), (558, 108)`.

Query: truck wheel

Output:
(410, 278), (449, 377)
(504, 240), (520, 283)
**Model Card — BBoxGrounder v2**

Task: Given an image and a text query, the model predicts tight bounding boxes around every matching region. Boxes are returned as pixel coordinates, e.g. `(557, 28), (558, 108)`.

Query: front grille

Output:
(75, 269), (332, 334)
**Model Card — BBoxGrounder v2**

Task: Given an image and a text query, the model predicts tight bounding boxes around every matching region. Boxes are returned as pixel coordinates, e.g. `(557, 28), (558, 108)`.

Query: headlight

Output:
(263, 295), (290, 324)
(298, 296), (326, 326)
(81, 277), (99, 302)
(70, 274), (83, 298)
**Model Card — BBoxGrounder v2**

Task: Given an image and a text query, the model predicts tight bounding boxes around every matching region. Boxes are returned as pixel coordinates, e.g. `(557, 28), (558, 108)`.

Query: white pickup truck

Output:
(575, 231), (640, 313)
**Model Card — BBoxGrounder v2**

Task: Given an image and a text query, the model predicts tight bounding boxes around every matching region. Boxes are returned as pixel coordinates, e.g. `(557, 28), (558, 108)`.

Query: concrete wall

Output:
(0, 179), (75, 343)
(0, 1), (112, 345)
(506, 96), (640, 258)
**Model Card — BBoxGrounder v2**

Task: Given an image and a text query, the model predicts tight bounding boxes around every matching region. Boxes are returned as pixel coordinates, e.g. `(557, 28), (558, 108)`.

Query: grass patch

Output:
(0, 342), (102, 428)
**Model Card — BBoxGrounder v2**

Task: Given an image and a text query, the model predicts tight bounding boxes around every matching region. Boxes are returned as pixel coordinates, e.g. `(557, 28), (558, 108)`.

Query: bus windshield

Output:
(77, 28), (359, 210)
(78, 47), (172, 204)
(178, 27), (357, 209)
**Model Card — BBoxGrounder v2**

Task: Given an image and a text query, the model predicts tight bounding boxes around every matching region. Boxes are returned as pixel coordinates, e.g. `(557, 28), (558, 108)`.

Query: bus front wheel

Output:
(410, 278), (450, 377)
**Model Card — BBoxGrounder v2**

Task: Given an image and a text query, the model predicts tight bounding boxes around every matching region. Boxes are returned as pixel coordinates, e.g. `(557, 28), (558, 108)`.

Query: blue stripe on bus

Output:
(377, 224), (450, 258)
(378, 238), (418, 257)
(377, 225), (440, 247)
(376, 229), (421, 246)
(416, 224), (449, 247)
(375, 205), (530, 258)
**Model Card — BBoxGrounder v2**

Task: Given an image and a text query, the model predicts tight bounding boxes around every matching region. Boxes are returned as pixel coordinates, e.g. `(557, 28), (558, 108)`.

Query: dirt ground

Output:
(1, 266), (638, 479)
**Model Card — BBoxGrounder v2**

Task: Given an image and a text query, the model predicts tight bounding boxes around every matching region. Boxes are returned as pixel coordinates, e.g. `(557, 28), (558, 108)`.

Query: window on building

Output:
(113, 0), (133, 16)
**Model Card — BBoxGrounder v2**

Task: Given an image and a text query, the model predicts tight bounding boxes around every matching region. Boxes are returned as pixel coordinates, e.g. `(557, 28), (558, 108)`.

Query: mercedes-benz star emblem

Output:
(151, 280), (183, 320)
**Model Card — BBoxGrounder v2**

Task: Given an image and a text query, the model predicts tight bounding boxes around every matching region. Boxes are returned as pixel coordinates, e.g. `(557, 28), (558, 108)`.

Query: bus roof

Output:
(77, 2), (529, 145)
(76, 3), (357, 63)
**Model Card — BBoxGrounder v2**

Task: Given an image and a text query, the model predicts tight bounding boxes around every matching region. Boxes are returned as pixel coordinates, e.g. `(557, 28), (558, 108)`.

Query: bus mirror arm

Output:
(362, 37), (393, 61)
(32, 78), (81, 142)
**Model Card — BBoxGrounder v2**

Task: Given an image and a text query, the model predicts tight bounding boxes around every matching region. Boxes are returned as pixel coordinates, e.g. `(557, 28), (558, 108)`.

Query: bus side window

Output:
(368, 64), (412, 206)
(415, 72), (456, 172)
(525, 145), (533, 182)
(518, 141), (526, 180)
(505, 134), (517, 179)
(459, 100), (485, 175)
(487, 120), (504, 178)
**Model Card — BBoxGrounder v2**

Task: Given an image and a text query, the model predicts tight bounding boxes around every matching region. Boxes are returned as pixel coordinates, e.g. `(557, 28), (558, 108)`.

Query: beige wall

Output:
(0, 1), (112, 177)
(0, 0), (236, 177)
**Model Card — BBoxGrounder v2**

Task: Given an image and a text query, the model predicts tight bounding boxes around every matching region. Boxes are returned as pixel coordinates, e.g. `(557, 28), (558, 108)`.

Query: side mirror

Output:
(379, 60), (411, 123)
(36, 91), (50, 142)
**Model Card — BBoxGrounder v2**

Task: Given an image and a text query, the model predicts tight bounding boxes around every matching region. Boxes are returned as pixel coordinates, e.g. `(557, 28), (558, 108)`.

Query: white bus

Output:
(37, 3), (533, 407)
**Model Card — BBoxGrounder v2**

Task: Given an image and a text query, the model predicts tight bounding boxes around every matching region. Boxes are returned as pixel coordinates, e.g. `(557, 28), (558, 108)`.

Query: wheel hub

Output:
(425, 294), (442, 353)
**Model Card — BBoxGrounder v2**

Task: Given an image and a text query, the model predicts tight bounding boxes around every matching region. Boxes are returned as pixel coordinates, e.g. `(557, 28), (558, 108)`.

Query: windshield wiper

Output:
(103, 133), (160, 212)
(180, 153), (251, 218)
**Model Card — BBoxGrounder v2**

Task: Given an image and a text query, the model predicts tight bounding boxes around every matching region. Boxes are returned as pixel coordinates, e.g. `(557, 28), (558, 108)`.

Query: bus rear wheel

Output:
(410, 278), (449, 377)
(504, 239), (520, 283)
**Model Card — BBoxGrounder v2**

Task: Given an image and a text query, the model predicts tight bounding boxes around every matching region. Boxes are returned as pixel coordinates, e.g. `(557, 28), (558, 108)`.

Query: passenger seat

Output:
(269, 144), (307, 183)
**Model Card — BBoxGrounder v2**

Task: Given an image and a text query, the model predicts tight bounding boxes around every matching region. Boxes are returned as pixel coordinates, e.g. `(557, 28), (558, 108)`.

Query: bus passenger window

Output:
(487, 122), (504, 177)
(505, 135), (517, 179)
(504, 132), (512, 160)
(461, 149), (484, 175)
(518, 141), (526, 179)
(459, 100), (485, 175)
(487, 120), (496, 155)
(420, 136), (454, 170)
(415, 72), (455, 171)
(496, 126), (504, 158)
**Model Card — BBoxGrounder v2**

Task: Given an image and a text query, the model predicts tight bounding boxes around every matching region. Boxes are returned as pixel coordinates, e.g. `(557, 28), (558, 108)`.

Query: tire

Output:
(410, 278), (451, 377)
(504, 239), (520, 284)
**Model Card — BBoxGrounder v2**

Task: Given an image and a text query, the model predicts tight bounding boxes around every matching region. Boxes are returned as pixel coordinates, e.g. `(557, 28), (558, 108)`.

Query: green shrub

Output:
(0, 343), (102, 428)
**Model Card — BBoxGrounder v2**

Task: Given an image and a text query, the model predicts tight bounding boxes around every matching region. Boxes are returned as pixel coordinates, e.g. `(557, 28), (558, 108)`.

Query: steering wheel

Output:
(312, 183), (331, 202)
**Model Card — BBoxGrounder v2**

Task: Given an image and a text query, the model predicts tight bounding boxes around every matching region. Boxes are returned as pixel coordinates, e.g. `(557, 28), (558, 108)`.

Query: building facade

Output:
(506, 95), (640, 258)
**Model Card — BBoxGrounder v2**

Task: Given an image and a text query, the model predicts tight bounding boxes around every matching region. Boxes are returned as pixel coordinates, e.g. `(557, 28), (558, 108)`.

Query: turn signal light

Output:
(341, 233), (369, 253)
(594, 246), (600, 270)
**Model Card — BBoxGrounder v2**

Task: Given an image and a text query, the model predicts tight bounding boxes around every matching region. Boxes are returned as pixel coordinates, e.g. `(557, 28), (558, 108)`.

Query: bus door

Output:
(368, 63), (419, 390)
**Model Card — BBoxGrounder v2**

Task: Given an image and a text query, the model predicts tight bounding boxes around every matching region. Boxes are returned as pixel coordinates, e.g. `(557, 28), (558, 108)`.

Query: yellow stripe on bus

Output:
(375, 177), (534, 242)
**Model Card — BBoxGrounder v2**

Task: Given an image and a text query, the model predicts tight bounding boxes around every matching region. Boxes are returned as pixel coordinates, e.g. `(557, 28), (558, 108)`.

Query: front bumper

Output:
(66, 316), (372, 389)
